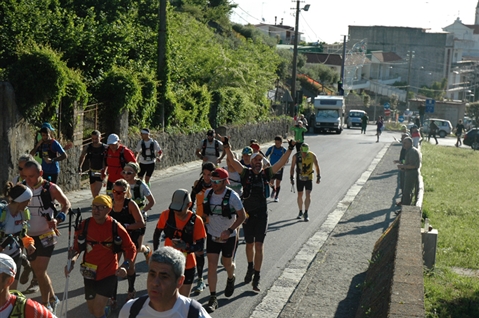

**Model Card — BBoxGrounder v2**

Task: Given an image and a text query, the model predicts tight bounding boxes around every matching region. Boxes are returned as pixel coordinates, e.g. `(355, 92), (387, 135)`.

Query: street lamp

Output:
(290, 1), (310, 116)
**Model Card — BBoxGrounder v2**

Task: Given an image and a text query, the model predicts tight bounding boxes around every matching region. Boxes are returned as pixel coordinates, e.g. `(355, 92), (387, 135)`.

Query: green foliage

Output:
(167, 83), (211, 131)
(363, 93), (370, 108)
(61, 68), (89, 138)
(300, 63), (339, 85)
(7, 46), (68, 125)
(213, 87), (267, 126)
(466, 102), (479, 124)
(132, 71), (158, 128)
(418, 79), (447, 100)
(95, 66), (142, 127)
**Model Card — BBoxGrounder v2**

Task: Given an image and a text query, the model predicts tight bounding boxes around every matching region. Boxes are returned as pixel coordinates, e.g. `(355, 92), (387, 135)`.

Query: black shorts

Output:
(183, 267), (196, 285)
(271, 169), (283, 181)
(243, 215), (268, 243)
(84, 275), (118, 300)
(43, 173), (58, 184)
(127, 230), (142, 249)
(295, 142), (303, 152)
(206, 234), (236, 258)
(296, 179), (313, 192)
(89, 174), (102, 185)
(29, 234), (55, 259)
(138, 163), (155, 178)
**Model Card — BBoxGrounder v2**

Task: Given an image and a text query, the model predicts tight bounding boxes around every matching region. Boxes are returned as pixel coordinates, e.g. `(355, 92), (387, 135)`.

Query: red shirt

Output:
(105, 145), (136, 183)
(156, 210), (206, 269)
(74, 216), (136, 280)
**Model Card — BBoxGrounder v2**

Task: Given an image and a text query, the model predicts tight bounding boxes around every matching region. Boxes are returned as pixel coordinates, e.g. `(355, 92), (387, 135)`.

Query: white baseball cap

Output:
(0, 254), (16, 277)
(107, 134), (120, 145)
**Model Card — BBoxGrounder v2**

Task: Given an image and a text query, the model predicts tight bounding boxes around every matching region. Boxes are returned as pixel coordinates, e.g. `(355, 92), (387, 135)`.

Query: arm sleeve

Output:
(125, 148), (137, 163)
(229, 191), (244, 211)
(53, 140), (66, 155)
(265, 147), (272, 157)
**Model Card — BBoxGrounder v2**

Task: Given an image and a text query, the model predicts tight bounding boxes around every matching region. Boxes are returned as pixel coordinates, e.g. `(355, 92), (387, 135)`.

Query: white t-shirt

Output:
(204, 187), (243, 238)
(197, 139), (223, 164)
(0, 206), (26, 257)
(119, 295), (211, 318)
(136, 138), (162, 164)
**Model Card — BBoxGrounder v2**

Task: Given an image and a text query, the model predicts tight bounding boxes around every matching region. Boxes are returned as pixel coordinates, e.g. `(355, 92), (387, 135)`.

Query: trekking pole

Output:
(59, 208), (75, 318)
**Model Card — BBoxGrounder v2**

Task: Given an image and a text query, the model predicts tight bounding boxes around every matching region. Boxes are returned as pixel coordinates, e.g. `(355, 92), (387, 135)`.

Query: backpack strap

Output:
(201, 139), (207, 156)
(214, 139), (220, 157)
(187, 299), (202, 318)
(9, 292), (27, 318)
(129, 294), (149, 318)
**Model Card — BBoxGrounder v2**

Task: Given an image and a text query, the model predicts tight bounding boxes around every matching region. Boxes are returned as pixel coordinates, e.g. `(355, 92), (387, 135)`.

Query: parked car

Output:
(463, 116), (475, 131)
(346, 110), (367, 129)
(422, 118), (452, 138)
(463, 128), (479, 149)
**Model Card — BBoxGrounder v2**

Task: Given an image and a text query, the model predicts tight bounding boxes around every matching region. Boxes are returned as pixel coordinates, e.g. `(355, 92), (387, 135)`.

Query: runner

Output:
(118, 246), (211, 318)
(121, 162), (155, 263)
(65, 195), (136, 318)
(29, 127), (67, 183)
(78, 130), (107, 198)
(153, 189), (206, 297)
(195, 130), (225, 165)
(290, 143), (321, 222)
(134, 128), (163, 186)
(104, 134), (136, 196)
(0, 254), (57, 318)
(109, 179), (145, 302)
(202, 168), (245, 313)
(240, 147), (253, 167)
(221, 136), (294, 292)
(23, 160), (71, 314)
(190, 162), (215, 295)
(265, 136), (287, 202)
(1, 182), (34, 290)
(291, 120), (307, 151)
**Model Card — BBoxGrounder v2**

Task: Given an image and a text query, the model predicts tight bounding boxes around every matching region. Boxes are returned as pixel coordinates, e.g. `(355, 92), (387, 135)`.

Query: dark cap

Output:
(207, 129), (215, 136)
(169, 189), (192, 211)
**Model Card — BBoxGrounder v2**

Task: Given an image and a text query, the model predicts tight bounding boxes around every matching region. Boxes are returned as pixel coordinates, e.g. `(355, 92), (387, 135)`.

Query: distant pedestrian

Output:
(411, 126), (421, 148)
(397, 137), (421, 206)
(455, 119), (465, 147)
(265, 136), (287, 202)
(291, 120), (307, 151)
(428, 120), (438, 145)
(361, 113), (369, 134)
(375, 116), (383, 142)
(134, 128), (163, 186)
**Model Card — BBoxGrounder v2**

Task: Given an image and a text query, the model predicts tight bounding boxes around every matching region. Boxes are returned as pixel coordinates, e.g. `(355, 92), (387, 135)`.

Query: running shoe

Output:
(244, 268), (254, 284)
(49, 295), (60, 315)
(19, 261), (32, 285)
(252, 275), (261, 292)
(296, 211), (303, 219)
(224, 275), (235, 297)
(274, 197), (279, 202)
(25, 278), (39, 293)
(143, 245), (152, 264)
(304, 212), (309, 222)
(192, 279), (206, 294)
(127, 289), (136, 301)
(205, 296), (218, 313)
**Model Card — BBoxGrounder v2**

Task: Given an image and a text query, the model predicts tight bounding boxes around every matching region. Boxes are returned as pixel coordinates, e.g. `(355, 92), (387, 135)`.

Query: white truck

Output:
(312, 95), (344, 134)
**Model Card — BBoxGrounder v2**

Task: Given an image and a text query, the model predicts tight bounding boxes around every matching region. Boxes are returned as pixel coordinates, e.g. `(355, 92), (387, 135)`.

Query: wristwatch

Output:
(120, 260), (130, 270)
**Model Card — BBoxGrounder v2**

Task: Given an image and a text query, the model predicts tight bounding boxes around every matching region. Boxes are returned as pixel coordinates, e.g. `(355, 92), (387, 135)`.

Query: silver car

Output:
(422, 118), (453, 138)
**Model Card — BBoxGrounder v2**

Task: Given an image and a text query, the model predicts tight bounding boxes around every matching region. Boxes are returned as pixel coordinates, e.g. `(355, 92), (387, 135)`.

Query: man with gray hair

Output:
(119, 246), (211, 318)
(397, 137), (421, 206)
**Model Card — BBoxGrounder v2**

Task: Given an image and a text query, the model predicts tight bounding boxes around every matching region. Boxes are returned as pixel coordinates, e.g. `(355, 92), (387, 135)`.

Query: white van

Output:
(346, 110), (367, 129)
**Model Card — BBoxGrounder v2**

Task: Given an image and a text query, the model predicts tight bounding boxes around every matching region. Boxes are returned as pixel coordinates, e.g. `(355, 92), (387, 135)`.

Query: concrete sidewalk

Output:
(263, 143), (402, 318)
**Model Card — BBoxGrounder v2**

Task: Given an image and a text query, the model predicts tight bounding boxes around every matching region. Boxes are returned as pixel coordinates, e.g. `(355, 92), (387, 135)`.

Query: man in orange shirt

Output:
(153, 189), (207, 297)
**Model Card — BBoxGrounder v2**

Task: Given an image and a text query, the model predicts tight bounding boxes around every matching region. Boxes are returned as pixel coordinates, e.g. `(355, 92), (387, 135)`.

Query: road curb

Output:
(250, 144), (390, 318)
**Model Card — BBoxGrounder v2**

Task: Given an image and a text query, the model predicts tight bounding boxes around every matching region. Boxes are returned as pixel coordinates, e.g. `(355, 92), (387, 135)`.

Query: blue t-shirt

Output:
(265, 145), (286, 165)
(40, 139), (65, 174)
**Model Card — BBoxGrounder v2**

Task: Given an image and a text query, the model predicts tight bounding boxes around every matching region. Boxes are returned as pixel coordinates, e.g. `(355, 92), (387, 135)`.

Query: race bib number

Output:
(39, 230), (57, 248)
(80, 262), (98, 280)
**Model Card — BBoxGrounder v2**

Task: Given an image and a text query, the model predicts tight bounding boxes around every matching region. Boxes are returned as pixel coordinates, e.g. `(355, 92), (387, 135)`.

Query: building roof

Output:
(304, 53), (343, 66)
(371, 51), (403, 63)
(463, 24), (479, 34)
(253, 23), (294, 32)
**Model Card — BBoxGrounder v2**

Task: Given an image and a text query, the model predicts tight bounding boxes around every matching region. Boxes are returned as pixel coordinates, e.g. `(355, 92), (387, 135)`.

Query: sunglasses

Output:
(121, 170), (134, 175)
(112, 189), (126, 195)
(211, 179), (225, 184)
(91, 205), (108, 210)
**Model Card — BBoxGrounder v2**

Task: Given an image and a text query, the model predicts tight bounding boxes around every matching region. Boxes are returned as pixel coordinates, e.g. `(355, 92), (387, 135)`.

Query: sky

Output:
(230, 0), (479, 44)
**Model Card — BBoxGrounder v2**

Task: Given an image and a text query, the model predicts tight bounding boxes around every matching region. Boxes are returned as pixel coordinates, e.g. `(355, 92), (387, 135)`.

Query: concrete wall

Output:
(123, 119), (292, 169)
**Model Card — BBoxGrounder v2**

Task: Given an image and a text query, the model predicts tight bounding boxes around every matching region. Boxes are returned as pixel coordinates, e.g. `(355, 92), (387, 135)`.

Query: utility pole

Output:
(158, 0), (167, 131)
(339, 35), (346, 95)
(406, 50), (415, 109)
(290, 0), (300, 117)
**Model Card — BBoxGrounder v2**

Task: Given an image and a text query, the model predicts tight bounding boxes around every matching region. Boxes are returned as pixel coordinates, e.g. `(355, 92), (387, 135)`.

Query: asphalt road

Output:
(17, 125), (397, 317)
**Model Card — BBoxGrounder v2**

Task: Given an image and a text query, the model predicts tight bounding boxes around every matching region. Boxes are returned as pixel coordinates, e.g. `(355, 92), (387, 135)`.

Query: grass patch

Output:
(421, 143), (479, 316)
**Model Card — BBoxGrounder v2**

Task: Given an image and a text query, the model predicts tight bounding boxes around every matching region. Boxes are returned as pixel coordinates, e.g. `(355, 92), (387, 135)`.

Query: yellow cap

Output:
(92, 195), (113, 208)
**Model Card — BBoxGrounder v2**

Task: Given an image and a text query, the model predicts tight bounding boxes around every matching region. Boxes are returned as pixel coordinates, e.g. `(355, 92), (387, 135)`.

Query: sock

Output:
(275, 186), (281, 198)
(210, 291), (216, 297)
(127, 273), (136, 292)
(248, 262), (254, 270)
(299, 210), (302, 214)
(304, 210), (308, 214)
(254, 270), (260, 279)
(196, 253), (205, 280)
